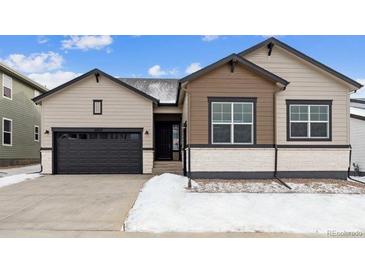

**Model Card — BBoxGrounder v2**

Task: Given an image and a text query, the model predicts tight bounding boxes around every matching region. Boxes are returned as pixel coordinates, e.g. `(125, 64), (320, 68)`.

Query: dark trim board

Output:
(277, 144), (350, 148)
(190, 144), (274, 148)
(52, 127), (143, 133)
(350, 171), (365, 176)
(189, 144), (350, 148)
(191, 171), (348, 180)
(350, 114), (365, 121)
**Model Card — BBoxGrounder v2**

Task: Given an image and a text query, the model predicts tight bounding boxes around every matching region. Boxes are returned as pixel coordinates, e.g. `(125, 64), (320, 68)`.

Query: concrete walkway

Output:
(0, 174), (150, 234)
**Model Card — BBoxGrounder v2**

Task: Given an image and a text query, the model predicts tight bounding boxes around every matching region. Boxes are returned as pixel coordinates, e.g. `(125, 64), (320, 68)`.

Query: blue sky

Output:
(0, 35), (364, 96)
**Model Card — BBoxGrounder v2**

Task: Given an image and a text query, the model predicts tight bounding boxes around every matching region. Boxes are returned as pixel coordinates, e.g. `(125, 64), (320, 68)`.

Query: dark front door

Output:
(155, 122), (172, 160)
(54, 131), (142, 174)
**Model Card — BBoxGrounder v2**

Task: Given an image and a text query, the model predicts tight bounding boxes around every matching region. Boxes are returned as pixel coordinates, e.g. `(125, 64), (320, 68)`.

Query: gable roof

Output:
(33, 68), (159, 104)
(0, 62), (48, 93)
(239, 37), (363, 89)
(179, 53), (289, 86)
(120, 78), (179, 104)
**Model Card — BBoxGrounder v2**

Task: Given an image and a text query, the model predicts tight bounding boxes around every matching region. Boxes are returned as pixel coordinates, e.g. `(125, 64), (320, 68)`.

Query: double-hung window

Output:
(34, 125), (39, 142)
(2, 118), (12, 146)
(287, 100), (331, 141)
(2, 74), (12, 100)
(211, 100), (254, 144)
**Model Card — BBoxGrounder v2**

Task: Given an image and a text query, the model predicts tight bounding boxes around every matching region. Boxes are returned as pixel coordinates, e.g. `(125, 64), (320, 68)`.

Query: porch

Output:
(153, 113), (184, 175)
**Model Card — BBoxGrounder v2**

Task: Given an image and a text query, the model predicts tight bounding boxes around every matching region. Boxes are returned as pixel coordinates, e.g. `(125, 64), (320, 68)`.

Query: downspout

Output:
(347, 145), (364, 184)
(347, 89), (364, 184)
(187, 90), (192, 188)
(273, 85), (291, 189)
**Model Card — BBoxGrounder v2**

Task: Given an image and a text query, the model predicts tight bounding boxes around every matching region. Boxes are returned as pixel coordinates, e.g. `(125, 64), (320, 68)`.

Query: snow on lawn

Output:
(0, 173), (40, 189)
(350, 176), (365, 183)
(125, 173), (365, 233)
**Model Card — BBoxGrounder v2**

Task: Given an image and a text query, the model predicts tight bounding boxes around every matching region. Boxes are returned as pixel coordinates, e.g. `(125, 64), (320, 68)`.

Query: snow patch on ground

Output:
(125, 173), (365, 233)
(0, 173), (40, 189)
(350, 176), (365, 183)
(0, 164), (40, 177)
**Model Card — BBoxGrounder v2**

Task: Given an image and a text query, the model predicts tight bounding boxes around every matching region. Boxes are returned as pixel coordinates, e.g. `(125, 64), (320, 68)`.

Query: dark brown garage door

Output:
(54, 129), (142, 174)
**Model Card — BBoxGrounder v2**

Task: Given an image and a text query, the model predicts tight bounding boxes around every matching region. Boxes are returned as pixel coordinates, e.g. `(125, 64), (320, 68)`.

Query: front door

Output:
(155, 122), (172, 160)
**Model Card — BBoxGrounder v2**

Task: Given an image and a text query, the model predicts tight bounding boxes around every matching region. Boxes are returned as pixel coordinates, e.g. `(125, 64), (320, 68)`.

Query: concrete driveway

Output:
(0, 174), (150, 235)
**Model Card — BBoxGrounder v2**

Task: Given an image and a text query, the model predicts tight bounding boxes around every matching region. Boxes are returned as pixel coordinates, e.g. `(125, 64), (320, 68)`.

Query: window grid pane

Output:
(289, 104), (329, 139)
(3, 119), (12, 145)
(212, 102), (253, 144)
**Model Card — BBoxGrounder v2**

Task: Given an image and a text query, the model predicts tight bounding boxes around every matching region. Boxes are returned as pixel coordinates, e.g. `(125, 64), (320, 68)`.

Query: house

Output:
(1, 62), (48, 167)
(350, 98), (365, 176)
(33, 37), (362, 179)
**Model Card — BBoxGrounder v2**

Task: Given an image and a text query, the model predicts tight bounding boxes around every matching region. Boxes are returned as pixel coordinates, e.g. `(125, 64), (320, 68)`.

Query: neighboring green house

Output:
(0, 62), (48, 167)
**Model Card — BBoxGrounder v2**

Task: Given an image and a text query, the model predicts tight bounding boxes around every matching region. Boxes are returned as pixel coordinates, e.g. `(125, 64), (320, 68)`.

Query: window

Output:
(211, 101), (254, 144)
(34, 125), (39, 142)
(172, 124), (180, 150)
(2, 118), (12, 146)
(287, 101), (331, 141)
(2, 74), (12, 99)
(93, 100), (102, 115)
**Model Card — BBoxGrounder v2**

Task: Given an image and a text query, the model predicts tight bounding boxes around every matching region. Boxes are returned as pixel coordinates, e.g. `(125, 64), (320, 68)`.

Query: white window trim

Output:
(34, 125), (39, 142)
(289, 104), (329, 139)
(2, 117), (12, 146)
(211, 102), (254, 145)
(34, 90), (41, 98)
(2, 74), (13, 100)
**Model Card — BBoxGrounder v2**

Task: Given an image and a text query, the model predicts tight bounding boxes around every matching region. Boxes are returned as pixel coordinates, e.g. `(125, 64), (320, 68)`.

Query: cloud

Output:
(351, 79), (365, 98)
(37, 36), (48, 44)
(1, 51), (63, 73)
(202, 35), (219, 42)
(61, 35), (113, 51)
(185, 62), (202, 74)
(28, 70), (81, 89)
(148, 65), (178, 77)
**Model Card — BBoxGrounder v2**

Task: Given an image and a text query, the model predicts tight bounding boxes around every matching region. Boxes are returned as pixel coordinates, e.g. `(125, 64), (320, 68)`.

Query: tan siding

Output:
(245, 46), (350, 145)
(41, 74), (153, 149)
(186, 64), (277, 144)
(153, 105), (182, 114)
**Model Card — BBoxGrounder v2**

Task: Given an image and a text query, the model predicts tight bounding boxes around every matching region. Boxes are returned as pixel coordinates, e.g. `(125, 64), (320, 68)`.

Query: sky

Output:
(0, 35), (364, 97)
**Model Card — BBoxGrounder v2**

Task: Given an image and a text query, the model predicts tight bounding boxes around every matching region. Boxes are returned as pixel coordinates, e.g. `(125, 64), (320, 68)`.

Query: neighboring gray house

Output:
(350, 98), (365, 176)
(0, 62), (48, 167)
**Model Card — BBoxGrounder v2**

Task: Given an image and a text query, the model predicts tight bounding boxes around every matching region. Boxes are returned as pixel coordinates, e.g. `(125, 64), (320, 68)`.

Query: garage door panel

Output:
(55, 131), (142, 174)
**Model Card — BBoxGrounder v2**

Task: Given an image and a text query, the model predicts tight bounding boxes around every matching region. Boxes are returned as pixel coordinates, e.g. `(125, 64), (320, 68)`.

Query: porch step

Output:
(152, 161), (183, 175)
